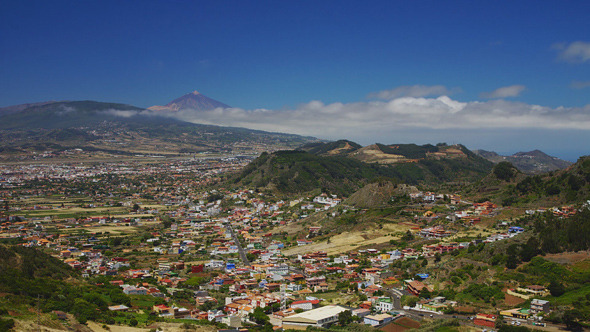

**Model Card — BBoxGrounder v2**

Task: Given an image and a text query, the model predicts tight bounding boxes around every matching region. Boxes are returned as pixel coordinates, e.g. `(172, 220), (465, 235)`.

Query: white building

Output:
(282, 305), (349, 330)
(377, 298), (394, 312)
(364, 313), (394, 326)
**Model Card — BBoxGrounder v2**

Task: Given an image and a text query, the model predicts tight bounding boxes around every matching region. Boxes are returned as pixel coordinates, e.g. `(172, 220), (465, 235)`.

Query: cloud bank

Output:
(480, 85), (526, 99)
(368, 85), (458, 99)
(165, 95), (590, 141)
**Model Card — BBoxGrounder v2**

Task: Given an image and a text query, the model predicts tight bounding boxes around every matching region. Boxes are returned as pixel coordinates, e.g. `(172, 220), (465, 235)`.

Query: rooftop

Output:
(282, 305), (348, 323)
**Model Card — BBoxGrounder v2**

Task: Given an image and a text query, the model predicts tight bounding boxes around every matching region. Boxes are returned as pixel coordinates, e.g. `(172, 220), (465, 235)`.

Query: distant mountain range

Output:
(0, 94), (317, 161)
(474, 149), (572, 173)
(147, 90), (230, 113)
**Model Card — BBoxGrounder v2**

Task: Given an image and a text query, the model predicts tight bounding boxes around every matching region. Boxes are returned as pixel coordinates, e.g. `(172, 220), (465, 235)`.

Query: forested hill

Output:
(502, 155), (590, 205)
(0, 245), (136, 325)
(233, 151), (395, 196)
(231, 146), (493, 195)
(0, 244), (75, 280)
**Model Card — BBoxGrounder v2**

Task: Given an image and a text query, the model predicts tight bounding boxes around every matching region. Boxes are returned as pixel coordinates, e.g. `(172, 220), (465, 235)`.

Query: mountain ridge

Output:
(0, 100), (318, 160)
(474, 149), (572, 173)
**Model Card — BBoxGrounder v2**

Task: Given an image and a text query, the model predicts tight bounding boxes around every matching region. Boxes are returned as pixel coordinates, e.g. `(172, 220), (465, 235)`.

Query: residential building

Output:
(291, 299), (320, 311)
(363, 313), (393, 326)
(377, 298), (394, 312)
(474, 313), (496, 328)
(530, 299), (550, 314)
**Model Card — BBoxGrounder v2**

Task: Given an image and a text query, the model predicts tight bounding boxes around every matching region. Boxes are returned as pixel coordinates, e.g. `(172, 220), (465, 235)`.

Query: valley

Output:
(1, 136), (589, 332)
(4, 2), (589, 332)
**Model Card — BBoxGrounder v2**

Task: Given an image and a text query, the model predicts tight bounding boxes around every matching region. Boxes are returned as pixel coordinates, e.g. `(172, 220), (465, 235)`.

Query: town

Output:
(2, 155), (585, 332)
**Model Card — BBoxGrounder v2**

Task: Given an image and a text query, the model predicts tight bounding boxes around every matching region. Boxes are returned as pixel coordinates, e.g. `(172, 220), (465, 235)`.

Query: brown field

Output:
(59, 224), (142, 236)
(283, 223), (412, 256)
(544, 251), (590, 264)
(393, 317), (421, 328)
(379, 317), (421, 332)
(353, 145), (406, 164)
(87, 321), (217, 332)
(504, 293), (526, 306)
(13, 318), (220, 332)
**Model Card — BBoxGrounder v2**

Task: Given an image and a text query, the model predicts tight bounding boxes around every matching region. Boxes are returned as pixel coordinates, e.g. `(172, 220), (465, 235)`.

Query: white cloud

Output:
(553, 41), (590, 63)
(101, 109), (142, 118)
(56, 105), (76, 115)
(571, 80), (590, 89)
(367, 85), (458, 100)
(160, 95), (590, 142)
(480, 85), (526, 99)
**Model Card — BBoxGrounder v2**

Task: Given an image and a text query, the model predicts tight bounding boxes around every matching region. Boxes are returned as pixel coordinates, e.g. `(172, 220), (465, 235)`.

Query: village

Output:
(1, 159), (581, 332)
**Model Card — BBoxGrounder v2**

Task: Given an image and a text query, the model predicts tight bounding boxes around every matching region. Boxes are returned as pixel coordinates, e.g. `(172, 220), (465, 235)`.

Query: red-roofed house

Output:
(290, 299), (320, 311)
(474, 313), (496, 328)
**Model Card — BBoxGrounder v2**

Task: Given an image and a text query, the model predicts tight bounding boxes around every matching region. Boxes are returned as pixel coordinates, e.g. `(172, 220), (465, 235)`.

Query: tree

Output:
(506, 254), (518, 269)
(0, 318), (15, 331)
(249, 307), (269, 325)
(110, 290), (131, 306)
(419, 287), (431, 299)
(434, 253), (441, 263)
(505, 243), (519, 269)
(402, 230), (414, 241)
(548, 280), (565, 297)
(402, 295), (419, 308)
(338, 310), (353, 325)
(519, 237), (539, 262)
(185, 276), (207, 288)
(493, 162), (517, 181)
(199, 300), (217, 312)
(563, 309), (583, 331)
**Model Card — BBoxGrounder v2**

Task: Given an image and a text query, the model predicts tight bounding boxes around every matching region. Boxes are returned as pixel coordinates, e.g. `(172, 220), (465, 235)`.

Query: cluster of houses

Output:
(1, 158), (567, 331)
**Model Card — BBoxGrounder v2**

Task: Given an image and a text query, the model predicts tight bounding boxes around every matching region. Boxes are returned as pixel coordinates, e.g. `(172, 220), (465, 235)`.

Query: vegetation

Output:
(523, 208), (590, 254)
(493, 161), (519, 181)
(235, 146), (492, 195)
(501, 156), (590, 205)
(0, 245), (139, 325)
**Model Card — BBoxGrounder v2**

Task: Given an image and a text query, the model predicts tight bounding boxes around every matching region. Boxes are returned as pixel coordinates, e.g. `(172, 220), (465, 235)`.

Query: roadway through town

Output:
(227, 223), (251, 266)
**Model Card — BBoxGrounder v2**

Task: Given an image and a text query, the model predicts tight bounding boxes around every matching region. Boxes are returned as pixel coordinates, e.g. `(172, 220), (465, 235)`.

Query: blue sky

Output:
(1, 1), (590, 160)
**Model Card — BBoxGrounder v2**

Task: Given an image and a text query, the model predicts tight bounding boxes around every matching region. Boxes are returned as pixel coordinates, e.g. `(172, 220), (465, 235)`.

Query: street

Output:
(228, 223), (251, 266)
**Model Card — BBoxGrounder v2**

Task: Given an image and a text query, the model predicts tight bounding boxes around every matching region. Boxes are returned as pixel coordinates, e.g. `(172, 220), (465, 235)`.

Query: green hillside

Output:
(234, 150), (395, 195)
(0, 245), (76, 281)
(468, 155), (590, 208)
(232, 146), (493, 195)
(494, 156), (590, 206)
(0, 245), (136, 326)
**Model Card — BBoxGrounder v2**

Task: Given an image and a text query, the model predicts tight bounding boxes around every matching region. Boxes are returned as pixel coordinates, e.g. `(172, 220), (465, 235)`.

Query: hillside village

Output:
(2, 154), (588, 332)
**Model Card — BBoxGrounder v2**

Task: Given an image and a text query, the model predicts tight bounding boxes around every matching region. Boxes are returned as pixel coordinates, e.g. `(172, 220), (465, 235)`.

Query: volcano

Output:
(148, 90), (230, 112)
